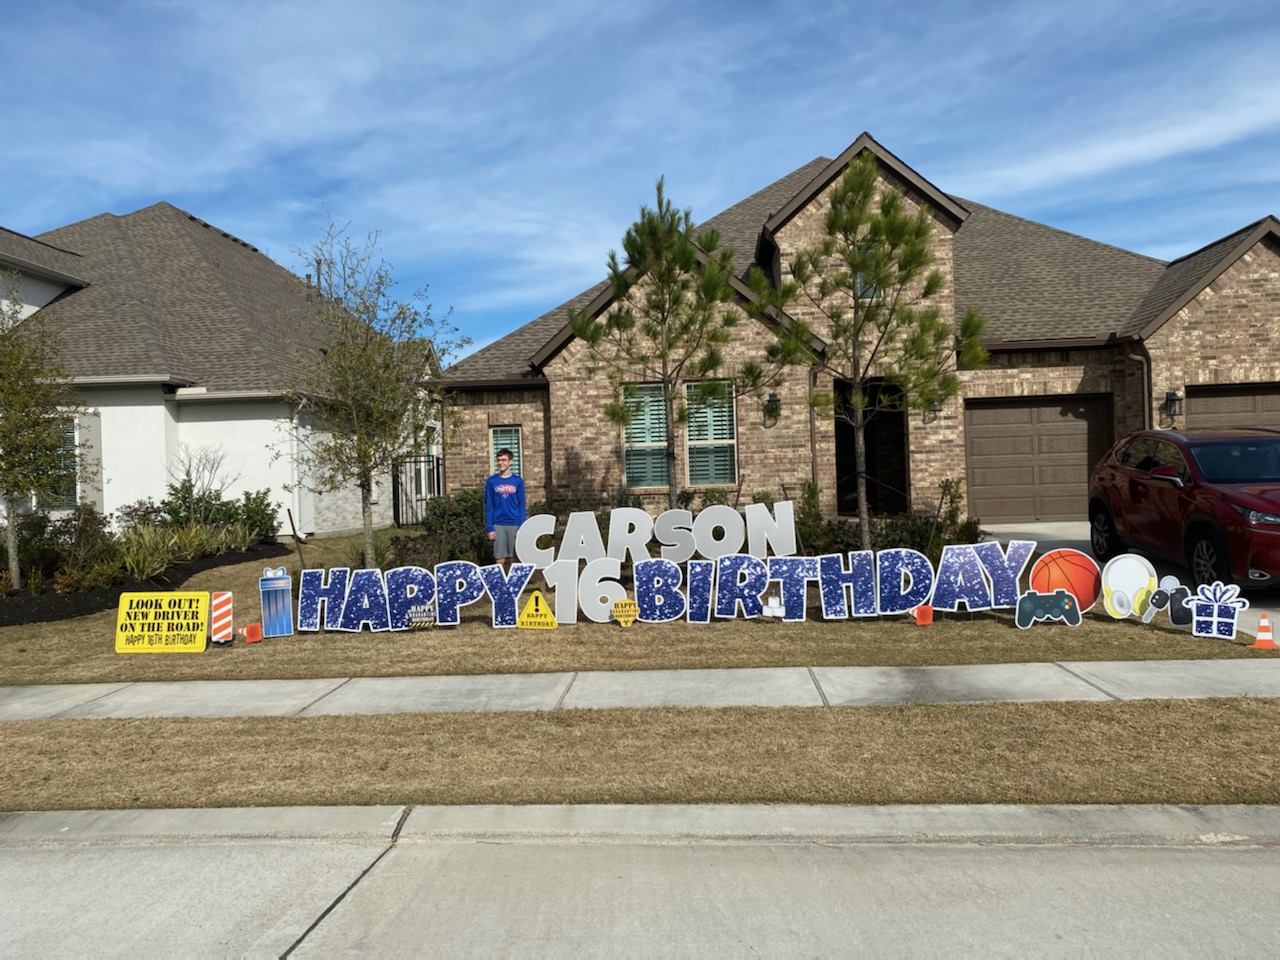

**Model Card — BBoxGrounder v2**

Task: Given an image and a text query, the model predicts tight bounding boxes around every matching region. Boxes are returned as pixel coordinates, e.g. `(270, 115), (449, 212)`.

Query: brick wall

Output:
(1146, 237), (1280, 424)
(540, 314), (816, 511)
(446, 387), (551, 503)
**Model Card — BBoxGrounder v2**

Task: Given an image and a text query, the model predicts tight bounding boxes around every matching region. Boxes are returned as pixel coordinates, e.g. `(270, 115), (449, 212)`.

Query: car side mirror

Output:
(1149, 464), (1185, 488)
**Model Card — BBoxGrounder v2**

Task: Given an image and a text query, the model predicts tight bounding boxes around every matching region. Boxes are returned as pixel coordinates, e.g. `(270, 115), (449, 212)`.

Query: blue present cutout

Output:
(1190, 581), (1248, 640)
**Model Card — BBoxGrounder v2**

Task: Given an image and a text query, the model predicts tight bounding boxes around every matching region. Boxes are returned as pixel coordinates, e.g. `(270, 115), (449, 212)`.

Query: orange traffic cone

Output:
(1249, 612), (1276, 650)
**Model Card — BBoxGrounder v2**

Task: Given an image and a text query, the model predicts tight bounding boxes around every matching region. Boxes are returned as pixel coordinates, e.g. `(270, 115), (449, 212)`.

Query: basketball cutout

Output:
(1028, 548), (1101, 612)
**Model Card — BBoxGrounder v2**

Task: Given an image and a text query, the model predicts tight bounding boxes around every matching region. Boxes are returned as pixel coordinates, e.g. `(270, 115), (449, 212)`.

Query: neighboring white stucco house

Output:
(0, 204), (427, 536)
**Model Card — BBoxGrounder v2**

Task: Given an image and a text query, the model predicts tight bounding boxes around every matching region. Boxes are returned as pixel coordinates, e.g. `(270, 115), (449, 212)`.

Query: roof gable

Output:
(763, 132), (969, 236)
(1120, 216), (1280, 339)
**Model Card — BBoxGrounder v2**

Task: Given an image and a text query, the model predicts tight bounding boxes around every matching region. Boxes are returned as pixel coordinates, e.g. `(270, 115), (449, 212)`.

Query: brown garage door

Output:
(965, 396), (1113, 522)
(1186, 384), (1280, 430)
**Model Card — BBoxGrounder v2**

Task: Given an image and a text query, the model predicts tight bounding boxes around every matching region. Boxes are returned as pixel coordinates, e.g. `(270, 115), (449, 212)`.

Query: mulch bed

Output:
(0, 541), (292, 627)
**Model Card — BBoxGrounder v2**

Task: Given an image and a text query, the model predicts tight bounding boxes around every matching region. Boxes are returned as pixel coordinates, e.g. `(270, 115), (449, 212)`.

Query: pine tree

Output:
(750, 152), (987, 547)
(569, 178), (744, 508)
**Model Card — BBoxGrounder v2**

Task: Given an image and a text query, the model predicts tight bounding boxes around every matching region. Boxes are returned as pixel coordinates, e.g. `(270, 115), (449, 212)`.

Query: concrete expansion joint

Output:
(279, 804), (414, 958)
(1051, 661), (1123, 700)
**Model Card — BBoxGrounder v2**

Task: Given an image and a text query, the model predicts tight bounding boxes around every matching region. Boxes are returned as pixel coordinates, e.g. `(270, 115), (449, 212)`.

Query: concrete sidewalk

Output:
(2, 658), (1278, 720)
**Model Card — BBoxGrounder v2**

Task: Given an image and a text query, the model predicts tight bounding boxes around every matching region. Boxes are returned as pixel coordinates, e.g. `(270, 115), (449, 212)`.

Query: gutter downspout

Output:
(1123, 340), (1152, 431)
(809, 366), (819, 486)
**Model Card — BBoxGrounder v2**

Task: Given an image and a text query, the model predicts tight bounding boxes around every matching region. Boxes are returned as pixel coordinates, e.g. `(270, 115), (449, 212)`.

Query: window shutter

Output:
(491, 427), (522, 475)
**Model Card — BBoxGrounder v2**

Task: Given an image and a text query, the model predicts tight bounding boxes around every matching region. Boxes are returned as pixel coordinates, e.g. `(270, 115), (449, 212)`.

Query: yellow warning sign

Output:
(612, 598), (639, 627)
(517, 590), (558, 629)
(115, 592), (210, 654)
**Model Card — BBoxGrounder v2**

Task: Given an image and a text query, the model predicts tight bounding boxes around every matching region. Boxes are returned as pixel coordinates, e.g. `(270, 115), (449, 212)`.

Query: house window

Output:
(490, 426), (522, 475)
(624, 385), (668, 487)
(854, 270), (881, 302)
(37, 419), (78, 511)
(686, 382), (737, 486)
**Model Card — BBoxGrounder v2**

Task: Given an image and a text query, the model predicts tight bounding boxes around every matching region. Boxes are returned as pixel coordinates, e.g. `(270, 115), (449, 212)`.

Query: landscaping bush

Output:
(159, 481), (279, 540)
(389, 488), (490, 569)
(812, 478), (982, 564)
(119, 524), (179, 580)
(116, 498), (167, 531)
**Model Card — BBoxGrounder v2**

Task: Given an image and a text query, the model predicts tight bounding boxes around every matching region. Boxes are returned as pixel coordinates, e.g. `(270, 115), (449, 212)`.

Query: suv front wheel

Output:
(1089, 503), (1122, 561)
(1187, 528), (1231, 585)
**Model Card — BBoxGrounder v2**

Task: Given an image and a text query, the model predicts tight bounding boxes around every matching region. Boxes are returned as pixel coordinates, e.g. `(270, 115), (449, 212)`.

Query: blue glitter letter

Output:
(715, 554), (768, 618)
(298, 567), (349, 631)
(386, 566), (436, 630)
(339, 568), (392, 632)
(635, 558), (686, 622)
(767, 556), (819, 622)
(435, 560), (486, 626)
(686, 560), (714, 623)
(877, 549), (934, 615)
(974, 540), (1034, 609)
(931, 544), (993, 612)
(480, 563), (534, 628)
(818, 552), (876, 619)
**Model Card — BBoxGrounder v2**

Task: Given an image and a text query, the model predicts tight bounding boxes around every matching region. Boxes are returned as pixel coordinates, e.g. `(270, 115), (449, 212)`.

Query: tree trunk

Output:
(4, 494), (20, 590)
(664, 389), (678, 510)
(853, 406), (872, 552)
(360, 470), (376, 567)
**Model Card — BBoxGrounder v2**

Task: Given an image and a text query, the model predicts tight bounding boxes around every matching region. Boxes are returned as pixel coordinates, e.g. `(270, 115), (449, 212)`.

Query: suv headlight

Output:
(1234, 504), (1280, 525)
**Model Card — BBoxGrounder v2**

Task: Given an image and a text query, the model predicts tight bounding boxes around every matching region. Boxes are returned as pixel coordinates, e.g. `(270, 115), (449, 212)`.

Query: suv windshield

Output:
(1188, 440), (1280, 483)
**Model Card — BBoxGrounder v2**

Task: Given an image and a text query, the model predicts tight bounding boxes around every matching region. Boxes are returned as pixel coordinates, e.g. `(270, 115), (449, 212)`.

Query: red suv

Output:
(1088, 427), (1280, 585)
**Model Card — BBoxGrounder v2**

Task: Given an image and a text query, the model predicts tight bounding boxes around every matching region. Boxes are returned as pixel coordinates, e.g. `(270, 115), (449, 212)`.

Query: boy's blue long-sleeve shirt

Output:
(485, 473), (526, 531)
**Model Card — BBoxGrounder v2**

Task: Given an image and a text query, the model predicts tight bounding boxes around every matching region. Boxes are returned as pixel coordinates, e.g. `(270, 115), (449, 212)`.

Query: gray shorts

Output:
(492, 525), (519, 559)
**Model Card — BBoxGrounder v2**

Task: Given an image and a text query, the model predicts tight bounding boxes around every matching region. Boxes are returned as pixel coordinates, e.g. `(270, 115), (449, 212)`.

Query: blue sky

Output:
(4, 0), (1277, 362)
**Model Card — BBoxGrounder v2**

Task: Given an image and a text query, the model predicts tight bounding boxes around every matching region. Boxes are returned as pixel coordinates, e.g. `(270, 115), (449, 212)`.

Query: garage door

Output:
(965, 396), (1113, 522)
(1186, 384), (1280, 430)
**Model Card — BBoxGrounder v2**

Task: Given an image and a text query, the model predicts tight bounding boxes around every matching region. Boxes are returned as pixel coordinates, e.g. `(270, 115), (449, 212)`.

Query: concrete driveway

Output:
(982, 520), (1279, 637)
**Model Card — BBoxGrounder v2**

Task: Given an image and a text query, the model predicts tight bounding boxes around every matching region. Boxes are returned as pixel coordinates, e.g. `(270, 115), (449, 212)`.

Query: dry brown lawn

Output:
(4, 535), (1276, 812)
(1, 534), (1273, 686)
(3, 699), (1277, 811)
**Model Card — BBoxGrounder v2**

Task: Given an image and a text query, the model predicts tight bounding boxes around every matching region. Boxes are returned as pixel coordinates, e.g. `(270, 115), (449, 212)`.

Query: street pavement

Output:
(3, 805), (1280, 957)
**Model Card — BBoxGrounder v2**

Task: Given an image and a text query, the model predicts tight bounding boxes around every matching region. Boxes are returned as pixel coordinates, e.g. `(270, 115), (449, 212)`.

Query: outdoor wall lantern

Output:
(763, 392), (782, 427)
(1165, 389), (1184, 419)
(922, 399), (943, 424)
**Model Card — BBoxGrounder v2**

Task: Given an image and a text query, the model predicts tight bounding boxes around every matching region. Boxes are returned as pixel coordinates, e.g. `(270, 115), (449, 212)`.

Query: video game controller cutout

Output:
(1015, 588), (1082, 629)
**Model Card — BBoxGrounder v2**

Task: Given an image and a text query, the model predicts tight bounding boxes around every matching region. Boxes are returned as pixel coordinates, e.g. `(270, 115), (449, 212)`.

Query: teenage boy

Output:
(485, 448), (526, 572)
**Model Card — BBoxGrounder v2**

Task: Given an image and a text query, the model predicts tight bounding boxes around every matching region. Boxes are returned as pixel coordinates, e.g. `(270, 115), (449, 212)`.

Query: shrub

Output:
(751, 490), (776, 508)
(389, 488), (490, 569)
(794, 481), (825, 555)
(162, 478), (240, 528)
(239, 489), (280, 542)
(699, 488), (731, 508)
(119, 524), (178, 580)
(225, 521), (260, 552)
(116, 498), (167, 531)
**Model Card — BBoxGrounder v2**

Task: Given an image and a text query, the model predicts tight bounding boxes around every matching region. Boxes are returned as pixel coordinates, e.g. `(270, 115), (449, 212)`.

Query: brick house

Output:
(445, 132), (1280, 524)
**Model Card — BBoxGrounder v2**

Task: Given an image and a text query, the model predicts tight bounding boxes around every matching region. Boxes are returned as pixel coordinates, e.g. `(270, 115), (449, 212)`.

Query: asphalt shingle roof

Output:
(951, 199), (1168, 344)
(1118, 219), (1266, 338)
(446, 157), (832, 383)
(37, 202), (329, 393)
(0, 226), (86, 284)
